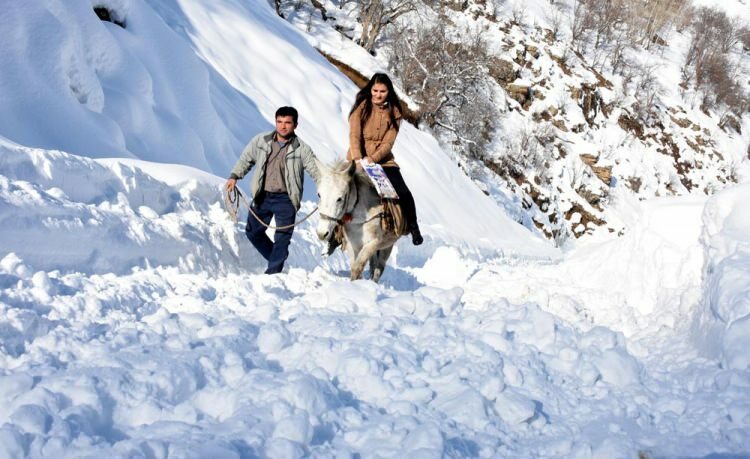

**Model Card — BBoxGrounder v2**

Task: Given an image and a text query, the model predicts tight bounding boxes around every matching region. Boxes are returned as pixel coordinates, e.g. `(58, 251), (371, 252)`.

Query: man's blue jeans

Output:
(245, 192), (296, 274)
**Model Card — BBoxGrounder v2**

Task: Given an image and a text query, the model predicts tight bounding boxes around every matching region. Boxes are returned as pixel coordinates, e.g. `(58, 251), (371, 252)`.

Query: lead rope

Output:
(224, 186), (318, 230)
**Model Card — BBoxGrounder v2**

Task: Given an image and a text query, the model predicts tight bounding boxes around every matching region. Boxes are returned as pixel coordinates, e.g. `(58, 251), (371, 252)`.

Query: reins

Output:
(318, 178), (384, 226)
(224, 186), (318, 230)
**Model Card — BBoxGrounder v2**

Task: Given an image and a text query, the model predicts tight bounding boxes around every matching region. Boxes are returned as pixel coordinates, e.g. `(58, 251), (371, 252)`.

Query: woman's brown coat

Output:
(346, 101), (402, 168)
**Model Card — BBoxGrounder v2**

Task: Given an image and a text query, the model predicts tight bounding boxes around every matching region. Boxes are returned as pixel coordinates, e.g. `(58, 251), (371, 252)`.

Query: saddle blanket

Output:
(362, 162), (399, 199)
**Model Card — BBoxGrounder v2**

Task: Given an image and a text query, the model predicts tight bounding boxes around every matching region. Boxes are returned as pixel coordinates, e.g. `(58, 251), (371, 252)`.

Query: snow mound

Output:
(0, 139), (240, 275)
(694, 182), (750, 370)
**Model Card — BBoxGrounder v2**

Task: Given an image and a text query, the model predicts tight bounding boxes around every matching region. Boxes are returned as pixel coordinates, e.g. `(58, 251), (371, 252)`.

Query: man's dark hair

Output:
(275, 106), (298, 125)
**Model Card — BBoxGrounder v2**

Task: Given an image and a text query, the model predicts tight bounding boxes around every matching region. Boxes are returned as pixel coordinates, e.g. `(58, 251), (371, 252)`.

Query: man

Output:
(226, 106), (320, 274)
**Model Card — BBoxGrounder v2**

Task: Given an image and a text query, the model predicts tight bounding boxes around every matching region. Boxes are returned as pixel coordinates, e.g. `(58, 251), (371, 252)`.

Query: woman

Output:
(347, 73), (423, 246)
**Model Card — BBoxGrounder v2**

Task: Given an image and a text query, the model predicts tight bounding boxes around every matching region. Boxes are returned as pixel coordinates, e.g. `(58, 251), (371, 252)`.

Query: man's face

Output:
(275, 116), (296, 139)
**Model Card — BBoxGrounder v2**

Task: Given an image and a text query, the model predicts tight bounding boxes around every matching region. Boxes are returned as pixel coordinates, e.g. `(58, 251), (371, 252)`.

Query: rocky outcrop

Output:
(579, 154), (613, 186)
(489, 58), (517, 84)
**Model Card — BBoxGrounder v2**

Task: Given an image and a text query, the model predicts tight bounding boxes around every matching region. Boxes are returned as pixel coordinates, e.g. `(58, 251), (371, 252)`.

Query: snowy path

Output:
(1, 140), (749, 458)
(2, 247), (749, 458)
(1, 145), (750, 458)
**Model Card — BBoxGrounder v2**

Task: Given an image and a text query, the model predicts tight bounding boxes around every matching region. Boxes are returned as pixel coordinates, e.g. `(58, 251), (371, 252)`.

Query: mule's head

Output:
(316, 160), (356, 241)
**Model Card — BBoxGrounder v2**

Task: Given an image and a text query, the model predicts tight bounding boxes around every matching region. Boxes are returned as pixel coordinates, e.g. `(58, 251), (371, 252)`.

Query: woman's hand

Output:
(225, 178), (237, 191)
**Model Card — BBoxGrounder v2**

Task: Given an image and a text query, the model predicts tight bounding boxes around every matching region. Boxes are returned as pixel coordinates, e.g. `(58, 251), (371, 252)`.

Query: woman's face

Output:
(371, 83), (389, 105)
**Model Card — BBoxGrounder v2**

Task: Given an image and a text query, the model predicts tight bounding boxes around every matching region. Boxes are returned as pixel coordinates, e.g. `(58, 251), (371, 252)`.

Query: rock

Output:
(506, 84), (531, 105)
(671, 116), (692, 129)
(489, 58), (517, 84)
(580, 85), (601, 124)
(551, 119), (568, 132)
(579, 155), (612, 186)
(618, 113), (644, 139)
(720, 114), (742, 134)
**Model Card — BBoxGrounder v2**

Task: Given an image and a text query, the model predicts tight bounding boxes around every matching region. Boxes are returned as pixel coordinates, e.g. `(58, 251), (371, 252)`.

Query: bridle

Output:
(318, 178), (359, 225)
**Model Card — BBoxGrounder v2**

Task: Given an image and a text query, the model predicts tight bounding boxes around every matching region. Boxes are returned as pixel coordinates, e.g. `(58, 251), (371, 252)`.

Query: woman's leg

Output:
(383, 167), (422, 245)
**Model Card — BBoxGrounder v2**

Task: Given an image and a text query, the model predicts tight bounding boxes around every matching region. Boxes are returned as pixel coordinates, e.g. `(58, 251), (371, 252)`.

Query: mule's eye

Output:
(336, 197), (342, 202)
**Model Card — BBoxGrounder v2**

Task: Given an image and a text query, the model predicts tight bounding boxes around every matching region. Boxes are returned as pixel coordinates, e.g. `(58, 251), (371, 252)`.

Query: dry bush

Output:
(696, 53), (746, 113)
(545, 6), (565, 41)
(629, 0), (689, 49)
(567, 0), (690, 73)
(569, 0), (635, 72)
(682, 7), (749, 115)
(741, 26), (750, 50)
(356, 0), (416, 52)
(631, 64), (662, 123)
(498, 124), (557, 178)
(391, 23), (498, 158)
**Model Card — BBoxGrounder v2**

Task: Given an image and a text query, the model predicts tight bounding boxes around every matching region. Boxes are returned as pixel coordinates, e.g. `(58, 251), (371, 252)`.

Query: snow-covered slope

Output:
(287, 0), (750, 244)
(0, 0), (554, 259)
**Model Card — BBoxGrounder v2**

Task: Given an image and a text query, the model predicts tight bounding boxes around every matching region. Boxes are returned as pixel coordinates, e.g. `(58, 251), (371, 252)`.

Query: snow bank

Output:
(693, 182), (750, 370)
(0, 0), (241, 173)
(0, 139), (244, 275)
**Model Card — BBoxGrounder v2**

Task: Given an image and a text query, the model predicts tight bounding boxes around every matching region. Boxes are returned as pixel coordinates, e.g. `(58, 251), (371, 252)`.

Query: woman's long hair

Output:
(349, 73), (403, 131)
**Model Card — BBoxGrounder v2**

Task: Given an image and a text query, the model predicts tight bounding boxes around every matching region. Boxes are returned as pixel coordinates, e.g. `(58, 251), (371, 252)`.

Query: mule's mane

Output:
(330, 159), (372, 189)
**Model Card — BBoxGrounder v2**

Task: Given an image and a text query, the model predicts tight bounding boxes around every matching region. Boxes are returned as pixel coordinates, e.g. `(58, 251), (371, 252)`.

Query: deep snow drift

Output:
(1, 0), (750, 458)
(2, 143), (750, 458)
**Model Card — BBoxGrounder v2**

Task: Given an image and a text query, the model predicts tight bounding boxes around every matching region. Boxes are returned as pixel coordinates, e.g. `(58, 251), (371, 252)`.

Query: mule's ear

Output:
(347, 160), (356, 176)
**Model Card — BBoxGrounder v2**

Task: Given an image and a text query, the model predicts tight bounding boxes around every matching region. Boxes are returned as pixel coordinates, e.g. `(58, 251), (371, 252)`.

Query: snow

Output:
(1, 0), (750, 458)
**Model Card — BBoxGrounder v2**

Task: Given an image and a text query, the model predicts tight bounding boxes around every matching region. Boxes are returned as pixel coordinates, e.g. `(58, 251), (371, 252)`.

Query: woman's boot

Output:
(410, 223), (423, 246)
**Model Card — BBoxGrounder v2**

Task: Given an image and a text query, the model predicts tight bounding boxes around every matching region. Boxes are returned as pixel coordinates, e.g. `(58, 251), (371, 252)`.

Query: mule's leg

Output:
(368, 251), (379, 281)
(369, 246), (393, 283)
(351, 240), (380, 281)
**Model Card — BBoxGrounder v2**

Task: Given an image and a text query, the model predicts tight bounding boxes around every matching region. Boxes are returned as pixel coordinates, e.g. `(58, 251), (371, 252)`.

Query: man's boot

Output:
(410, 223), (423, 246)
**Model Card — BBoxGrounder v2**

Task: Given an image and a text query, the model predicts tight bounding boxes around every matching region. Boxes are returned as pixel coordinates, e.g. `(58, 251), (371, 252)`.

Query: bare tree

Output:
(632, 0), (688, 49)
(682, 7), (749, 115)
(357, 0), (415, 53)
(391, 23), (498, 158)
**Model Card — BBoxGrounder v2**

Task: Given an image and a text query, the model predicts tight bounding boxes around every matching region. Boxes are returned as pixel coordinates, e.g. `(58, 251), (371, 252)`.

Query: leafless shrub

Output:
(511, 2), (527, 27)
(499, 124), (557, 176)
(682, 7), (749, 115)
(570, 0), (635, 72)
(356, 0), (416, 53)
(630, 0), (689, 49)
(629, 63), (662, 123)
(570, 0), (594, 51)
(740, 26), (750, 50)
(391, 23), (498, 159)
(545, 6), (565, 41)
(696, 53), (746, 113)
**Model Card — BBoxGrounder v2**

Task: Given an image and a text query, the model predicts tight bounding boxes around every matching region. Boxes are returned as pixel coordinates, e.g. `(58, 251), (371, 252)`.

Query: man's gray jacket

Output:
(230, 131), (320, 210)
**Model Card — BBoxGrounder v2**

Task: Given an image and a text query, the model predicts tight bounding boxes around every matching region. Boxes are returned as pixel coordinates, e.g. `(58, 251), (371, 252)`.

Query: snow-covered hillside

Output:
(1, 0), (750, 458)
(284, 0), (750, 244)
(0, 0), (554, 258)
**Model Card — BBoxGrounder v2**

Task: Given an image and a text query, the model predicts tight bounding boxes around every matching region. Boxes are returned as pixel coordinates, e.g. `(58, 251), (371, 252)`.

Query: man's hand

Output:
(225, 178), (237, 192)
